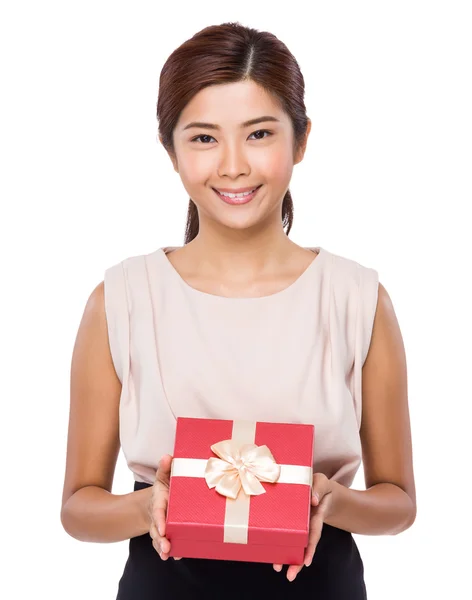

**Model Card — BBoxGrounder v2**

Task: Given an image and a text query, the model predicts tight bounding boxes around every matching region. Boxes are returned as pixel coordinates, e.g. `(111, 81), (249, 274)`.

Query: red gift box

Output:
(165, 417), (314, 564)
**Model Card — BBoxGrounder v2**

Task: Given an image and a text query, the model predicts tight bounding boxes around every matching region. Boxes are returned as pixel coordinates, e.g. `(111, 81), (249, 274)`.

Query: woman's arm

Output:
(61, 485), (153, 543)
(325, 480), (415, 536)
(325, 282), (417, 535)
(60, 281), (153, 543)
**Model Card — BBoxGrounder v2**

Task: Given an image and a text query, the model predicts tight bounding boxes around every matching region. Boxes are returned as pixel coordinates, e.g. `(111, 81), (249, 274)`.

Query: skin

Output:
(61, 79), (416, 584)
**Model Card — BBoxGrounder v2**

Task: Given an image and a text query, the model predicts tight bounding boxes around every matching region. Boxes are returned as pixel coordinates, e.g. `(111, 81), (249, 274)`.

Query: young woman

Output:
(60, 22), (416, 599)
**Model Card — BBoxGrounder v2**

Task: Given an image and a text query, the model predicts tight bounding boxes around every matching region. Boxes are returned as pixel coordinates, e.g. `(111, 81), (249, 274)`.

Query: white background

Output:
(1, 1), (471, 598)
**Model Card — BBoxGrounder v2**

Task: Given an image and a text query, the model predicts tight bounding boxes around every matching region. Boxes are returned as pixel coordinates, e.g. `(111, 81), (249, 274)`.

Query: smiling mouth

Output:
(213, 185), (263, 205)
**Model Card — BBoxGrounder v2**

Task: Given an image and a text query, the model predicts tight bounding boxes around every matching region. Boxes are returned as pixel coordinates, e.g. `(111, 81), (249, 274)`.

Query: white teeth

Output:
(217, 187), (258, 198)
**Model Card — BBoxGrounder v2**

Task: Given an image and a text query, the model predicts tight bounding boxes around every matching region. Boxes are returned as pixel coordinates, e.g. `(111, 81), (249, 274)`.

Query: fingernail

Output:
(158, 525), (162, 536)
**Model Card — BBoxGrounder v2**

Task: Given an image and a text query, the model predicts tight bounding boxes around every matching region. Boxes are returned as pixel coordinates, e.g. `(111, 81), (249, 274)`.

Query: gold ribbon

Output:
(170, 419), (313, 544)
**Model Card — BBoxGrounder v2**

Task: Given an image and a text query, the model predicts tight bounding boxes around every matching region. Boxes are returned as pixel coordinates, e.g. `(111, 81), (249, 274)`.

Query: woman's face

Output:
(168, 80), (310, 233)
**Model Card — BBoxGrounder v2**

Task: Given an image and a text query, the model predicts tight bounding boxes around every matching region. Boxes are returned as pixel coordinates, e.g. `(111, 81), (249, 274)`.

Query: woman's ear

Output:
(159, 136), (179, 173)
(169, 152), (179, 173)
(294, 118), (312, 165)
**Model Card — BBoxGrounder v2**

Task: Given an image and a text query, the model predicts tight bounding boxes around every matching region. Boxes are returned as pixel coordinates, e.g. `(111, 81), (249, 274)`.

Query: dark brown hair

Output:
(156, 22), (309, 245)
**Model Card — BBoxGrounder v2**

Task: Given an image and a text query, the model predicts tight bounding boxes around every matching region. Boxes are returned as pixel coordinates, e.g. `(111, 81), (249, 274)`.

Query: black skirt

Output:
(116, 481), (367, 599)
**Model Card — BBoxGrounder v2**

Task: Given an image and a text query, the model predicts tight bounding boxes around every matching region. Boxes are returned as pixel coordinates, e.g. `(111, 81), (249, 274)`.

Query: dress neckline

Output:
(155, 246), (326, 302)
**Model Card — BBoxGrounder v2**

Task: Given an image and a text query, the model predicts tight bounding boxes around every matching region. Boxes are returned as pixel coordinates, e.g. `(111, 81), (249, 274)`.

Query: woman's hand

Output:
(273, 473), (333, 582)
(148, 454), (182, 561)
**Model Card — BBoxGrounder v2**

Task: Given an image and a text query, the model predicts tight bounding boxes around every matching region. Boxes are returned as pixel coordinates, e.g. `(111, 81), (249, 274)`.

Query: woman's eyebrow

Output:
(182, 116), (280, 131)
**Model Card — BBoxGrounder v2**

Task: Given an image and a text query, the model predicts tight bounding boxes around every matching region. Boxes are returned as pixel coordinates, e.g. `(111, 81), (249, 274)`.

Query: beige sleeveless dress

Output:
(104, 246), (379, 488)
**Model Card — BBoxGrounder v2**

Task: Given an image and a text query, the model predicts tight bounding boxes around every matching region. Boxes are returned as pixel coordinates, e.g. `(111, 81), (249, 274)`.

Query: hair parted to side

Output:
(156, 22), (309, 245)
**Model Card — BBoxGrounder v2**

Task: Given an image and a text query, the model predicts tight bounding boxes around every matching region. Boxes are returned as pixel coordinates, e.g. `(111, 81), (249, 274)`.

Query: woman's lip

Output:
(213, 185), (262, 205)
(213, 185), (261, 193)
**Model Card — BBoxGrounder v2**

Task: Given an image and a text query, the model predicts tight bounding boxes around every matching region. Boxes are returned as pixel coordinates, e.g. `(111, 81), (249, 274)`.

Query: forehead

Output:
(176, 80), (286, 129)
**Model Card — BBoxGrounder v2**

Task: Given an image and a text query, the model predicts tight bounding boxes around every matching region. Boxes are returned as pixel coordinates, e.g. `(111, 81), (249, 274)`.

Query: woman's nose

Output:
(217, 143), (250, 179)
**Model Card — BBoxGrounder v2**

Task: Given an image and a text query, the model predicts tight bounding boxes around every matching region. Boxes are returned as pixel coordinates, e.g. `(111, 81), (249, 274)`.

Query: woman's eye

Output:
(190, 129), (273, 144)
(191, 134), (215, 144)
(249, 129), (272, 140)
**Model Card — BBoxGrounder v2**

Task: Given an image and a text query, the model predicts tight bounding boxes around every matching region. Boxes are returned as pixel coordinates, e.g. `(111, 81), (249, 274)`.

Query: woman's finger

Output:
(152, 484), (169, 536)
(159, 538), (171, 558)
(156, 454), (173, 486)
(149, 521), (170, 556)
(149, 458), (172, 559)
(285, 498), (327, 579)
(152, 455), (173, 536)
(151, 537), (161, 555)
(286, 563), (304, 582)
(149, 522), (159, 540)
(304, 513), (323, 567)
(151, 533), (171, 559)
(153, 502), (168, 538)
(273, 563), (283, 572)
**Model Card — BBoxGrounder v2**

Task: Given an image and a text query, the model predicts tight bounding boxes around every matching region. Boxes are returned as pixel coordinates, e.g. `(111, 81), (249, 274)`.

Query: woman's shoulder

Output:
(104, 248), (162, 282)
(106, 247), (159, 269)
(321, 246), (378, 284)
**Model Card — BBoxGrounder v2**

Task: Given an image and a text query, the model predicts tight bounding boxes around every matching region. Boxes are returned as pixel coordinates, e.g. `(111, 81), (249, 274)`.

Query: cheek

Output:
(258, 147), (294, 186)
(178, 153), (212, 186)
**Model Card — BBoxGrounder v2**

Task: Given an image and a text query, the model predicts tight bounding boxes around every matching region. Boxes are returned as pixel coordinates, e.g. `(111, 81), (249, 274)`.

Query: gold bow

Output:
(204, 439), (281, 499)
